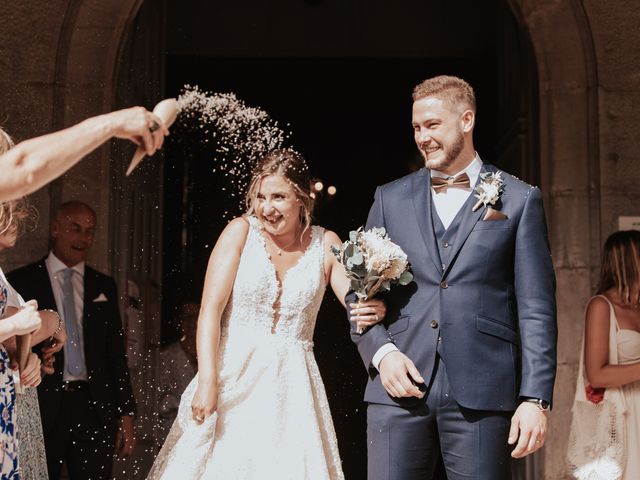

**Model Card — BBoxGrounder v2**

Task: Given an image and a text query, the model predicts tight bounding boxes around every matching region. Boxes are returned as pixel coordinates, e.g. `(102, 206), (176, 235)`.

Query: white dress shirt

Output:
(45, 251), (88, 381)
(430, 154), (482, 229)
(370, 155), (483, 370)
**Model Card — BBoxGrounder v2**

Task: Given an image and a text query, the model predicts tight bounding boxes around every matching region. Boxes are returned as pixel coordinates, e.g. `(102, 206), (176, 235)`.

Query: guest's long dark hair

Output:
(597, 230), (640, 305)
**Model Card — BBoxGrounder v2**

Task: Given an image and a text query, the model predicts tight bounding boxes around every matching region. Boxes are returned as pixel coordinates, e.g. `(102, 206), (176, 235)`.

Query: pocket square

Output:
(93, 293), (108, 302)
(482, 207), (508, 221)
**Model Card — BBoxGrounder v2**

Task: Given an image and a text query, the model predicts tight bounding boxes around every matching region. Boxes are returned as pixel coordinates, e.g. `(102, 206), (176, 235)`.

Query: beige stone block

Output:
(0, 1), (66, 84)
(544, 363), (579, 480)
(599, 193), (640, 237)
(517, 1), (592, 91)
(598, 91), (640, 192)
(546, 192), (593, 269)
(584, 1), (640, 91)
(541, 90), (592, 191)
(555, 267), (591, 364)
(59, 27), (116, 87)
(73, 0), (140, 29)
(0, 83), (55, 139)
(53, 85), (111, 125)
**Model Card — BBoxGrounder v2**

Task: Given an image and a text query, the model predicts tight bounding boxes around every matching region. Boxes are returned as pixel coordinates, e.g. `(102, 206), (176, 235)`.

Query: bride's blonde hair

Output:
(244, 149), (314, 236)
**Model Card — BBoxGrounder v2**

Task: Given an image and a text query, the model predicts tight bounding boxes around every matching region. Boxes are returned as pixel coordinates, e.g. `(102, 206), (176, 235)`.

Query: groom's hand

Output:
(379, 351), (425, 398)
(508, 402), (548, 458)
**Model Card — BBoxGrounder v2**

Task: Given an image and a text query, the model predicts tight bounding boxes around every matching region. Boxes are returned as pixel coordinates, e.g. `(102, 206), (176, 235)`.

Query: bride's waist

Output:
(220, 324), (314, 351)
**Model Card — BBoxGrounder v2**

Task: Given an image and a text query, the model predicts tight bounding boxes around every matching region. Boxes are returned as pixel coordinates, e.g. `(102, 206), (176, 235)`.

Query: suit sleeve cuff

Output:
(372, 343), (399, 370)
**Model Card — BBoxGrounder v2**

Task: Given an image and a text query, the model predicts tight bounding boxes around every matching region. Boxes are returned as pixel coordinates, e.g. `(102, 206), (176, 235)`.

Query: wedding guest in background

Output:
(0, 199), (44, 477)
(0, 195), (70, 480)
(154, 300), (199, 450)
(9, 201), (136, 480)
(0, 107), (168, 203)
(583, 230), (640, 479)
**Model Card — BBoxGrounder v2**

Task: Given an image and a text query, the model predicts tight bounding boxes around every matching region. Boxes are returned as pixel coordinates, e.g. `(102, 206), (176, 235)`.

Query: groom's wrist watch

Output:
(523, 397), (551, 412)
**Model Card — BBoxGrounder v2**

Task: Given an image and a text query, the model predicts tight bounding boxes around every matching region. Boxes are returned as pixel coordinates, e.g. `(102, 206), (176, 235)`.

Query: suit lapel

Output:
(411, 169), (444, 275)
(442, 163), (495, 278)
(34, 259), (58, 311)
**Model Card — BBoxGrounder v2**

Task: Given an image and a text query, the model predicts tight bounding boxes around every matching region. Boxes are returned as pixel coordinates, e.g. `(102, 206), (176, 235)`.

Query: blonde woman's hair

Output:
(0, 127), (14, 155)
(597, 230), (640, 304)
(244, 149), (314, 236)
(0, 127), (34, 239)
(412, 75), (476, 113)
(0, 198), (32, 239)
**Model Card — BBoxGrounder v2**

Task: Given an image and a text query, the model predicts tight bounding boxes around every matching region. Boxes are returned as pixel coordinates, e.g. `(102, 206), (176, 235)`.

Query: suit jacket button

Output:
(430, 320), (438, 329)
(443, 241), (450, 248)
(440, 281), (448, 289)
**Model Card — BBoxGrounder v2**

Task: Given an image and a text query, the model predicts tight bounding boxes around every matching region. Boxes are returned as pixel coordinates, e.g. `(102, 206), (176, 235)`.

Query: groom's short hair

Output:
(412, 75), (476, 113)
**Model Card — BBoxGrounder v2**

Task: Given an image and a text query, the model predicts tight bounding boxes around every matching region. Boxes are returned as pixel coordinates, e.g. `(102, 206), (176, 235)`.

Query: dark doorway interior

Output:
(160, 1), (537, 478)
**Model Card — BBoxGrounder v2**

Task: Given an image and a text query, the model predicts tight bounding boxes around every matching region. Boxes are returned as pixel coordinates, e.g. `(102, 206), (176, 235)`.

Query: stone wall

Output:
(0, 0), (143, 274)
(513, 0), (640, 477)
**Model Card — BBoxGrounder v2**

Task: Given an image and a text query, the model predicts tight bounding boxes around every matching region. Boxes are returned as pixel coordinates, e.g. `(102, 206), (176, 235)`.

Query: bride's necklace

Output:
(264, 231), (299, 256)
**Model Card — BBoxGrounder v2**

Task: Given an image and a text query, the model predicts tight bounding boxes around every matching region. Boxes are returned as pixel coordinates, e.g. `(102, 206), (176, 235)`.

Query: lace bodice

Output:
(220, 216), (326, 346)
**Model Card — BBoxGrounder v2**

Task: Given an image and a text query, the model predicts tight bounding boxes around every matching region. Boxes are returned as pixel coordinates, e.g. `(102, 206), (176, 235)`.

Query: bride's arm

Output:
(323, 230), (386, 330)
(191, 217), (249, 422)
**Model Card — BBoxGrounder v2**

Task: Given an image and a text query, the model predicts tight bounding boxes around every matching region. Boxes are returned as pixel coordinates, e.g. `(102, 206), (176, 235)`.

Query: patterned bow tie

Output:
(431, 172), (471, 193)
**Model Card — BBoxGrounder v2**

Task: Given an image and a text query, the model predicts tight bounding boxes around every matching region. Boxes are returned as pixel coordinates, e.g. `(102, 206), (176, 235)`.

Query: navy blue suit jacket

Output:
(8, 259), (136, 433)
(351, 164), (557, 411)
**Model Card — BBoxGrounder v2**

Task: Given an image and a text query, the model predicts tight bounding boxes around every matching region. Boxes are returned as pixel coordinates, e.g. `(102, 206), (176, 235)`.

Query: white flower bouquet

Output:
(331, 227), (413, 331)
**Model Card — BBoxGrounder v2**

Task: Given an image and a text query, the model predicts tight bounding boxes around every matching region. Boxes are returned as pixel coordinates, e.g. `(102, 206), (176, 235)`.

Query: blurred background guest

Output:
(9, 201), (136, 480)
(583, 231), (640, 480)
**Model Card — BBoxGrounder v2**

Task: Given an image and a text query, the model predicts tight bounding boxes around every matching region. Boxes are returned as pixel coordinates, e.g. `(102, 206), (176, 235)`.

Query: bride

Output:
(148, 149), (386, 479)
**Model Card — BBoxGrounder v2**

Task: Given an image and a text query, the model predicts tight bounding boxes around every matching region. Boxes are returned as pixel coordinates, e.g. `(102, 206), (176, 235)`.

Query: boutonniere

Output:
(472, 171), (504, 212)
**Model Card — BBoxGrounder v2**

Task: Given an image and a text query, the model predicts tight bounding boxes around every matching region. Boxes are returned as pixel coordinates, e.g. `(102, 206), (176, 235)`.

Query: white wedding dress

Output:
(148, 217), (344, 479)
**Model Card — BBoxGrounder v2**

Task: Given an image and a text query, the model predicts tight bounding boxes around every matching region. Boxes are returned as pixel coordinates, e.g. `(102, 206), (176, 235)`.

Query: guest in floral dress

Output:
(0, 199), (67, 480)
(0, 269), (43, 478)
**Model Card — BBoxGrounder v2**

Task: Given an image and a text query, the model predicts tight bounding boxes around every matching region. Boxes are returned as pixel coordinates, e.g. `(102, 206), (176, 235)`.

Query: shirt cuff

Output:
(372, 343), (399, 371)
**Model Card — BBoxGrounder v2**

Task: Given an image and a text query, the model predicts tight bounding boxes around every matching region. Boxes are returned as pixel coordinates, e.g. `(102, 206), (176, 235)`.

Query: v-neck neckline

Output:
(253, 218), (315, 286)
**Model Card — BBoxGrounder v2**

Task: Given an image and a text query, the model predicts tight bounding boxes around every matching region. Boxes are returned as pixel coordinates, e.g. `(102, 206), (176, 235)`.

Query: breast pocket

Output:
(472, 219), (512, 231)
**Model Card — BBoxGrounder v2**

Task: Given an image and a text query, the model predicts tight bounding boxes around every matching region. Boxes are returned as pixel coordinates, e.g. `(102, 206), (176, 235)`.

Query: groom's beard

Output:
(422, 128), (465, 171)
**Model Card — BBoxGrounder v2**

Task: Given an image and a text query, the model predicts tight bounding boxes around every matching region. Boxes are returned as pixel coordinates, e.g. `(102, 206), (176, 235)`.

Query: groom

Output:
(350, 75), (557, 479)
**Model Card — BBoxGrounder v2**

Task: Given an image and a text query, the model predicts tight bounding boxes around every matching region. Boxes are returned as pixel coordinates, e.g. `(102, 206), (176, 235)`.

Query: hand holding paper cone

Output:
(126, 98), (179, 176)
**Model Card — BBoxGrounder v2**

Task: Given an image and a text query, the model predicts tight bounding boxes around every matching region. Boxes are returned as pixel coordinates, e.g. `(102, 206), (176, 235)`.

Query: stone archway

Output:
(0, 0), (144, 272)
(508, 1), (600, 478)
(1, 1), (631, 478)
(50, 0), (145, 273)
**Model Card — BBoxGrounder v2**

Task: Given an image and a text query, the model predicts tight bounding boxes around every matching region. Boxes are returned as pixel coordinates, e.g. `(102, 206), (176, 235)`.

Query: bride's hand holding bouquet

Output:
(332, 227), (413, 334)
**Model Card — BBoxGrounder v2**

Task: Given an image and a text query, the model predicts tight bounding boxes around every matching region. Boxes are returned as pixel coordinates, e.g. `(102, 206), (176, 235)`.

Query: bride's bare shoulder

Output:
(216, 217), (250, 249)
(321, 228), (342, 248)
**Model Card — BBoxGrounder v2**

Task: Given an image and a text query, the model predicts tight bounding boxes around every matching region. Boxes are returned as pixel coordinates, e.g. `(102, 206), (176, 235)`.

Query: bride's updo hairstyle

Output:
(245, 148), (315, 235)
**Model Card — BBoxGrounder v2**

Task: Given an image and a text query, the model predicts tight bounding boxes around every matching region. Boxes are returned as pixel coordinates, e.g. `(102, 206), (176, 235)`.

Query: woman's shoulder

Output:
(585, 295), (613, 321)
(216, 217), (251, 249)
(319, 227), (341, 247)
